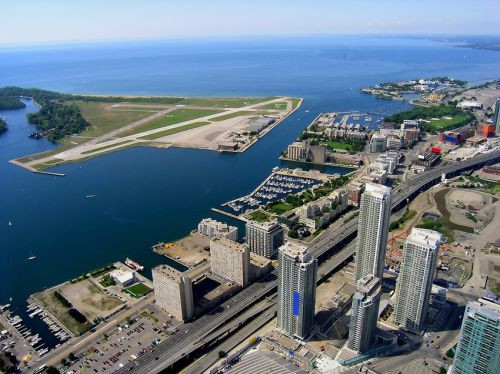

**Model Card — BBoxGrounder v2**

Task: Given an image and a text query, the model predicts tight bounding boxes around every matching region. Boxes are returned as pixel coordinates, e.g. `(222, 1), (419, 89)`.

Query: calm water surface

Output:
(1, 36), (500, 325)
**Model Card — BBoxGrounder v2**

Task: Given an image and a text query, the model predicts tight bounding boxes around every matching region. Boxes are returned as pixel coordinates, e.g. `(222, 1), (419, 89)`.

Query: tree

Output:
(218, 350), (227, 358)
(288, 229), (299, 239)
(45, 367), (61, 374)
(68, 352), (76, 361)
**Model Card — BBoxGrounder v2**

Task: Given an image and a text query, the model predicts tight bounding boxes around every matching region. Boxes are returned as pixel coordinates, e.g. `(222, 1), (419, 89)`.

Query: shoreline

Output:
(9, 96), (303, 173)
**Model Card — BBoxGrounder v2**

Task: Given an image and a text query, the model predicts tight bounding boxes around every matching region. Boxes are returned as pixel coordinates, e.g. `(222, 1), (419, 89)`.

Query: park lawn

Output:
(73, 101), (155, 137)
(180, 97), (275, 108)
(269, 203), (295, 214)
(324, 140), (353, 151)
(138, 122), (211, 140)
(258, 101), (289, 110)
(122, 108), (222, 136)
(125, 283), (152, 298)
(423, 114), (473, 132)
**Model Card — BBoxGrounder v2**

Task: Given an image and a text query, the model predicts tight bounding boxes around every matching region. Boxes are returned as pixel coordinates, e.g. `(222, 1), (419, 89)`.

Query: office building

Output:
(354, 183), (392, 282)
(246, 220), (284, 258)
(348, 275), (381, 353)
(453, 298), (500, 374)
(152, 265), (194, 322)
(210, 236), (250, 287)
(394, 228), (441, 333)
(197, 218), (238, 241)
(277, 242), (317, 340)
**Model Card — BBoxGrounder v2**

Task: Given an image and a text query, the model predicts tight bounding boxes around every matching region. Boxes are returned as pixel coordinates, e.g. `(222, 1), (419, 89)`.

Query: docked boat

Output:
(125, 258), (144, 271)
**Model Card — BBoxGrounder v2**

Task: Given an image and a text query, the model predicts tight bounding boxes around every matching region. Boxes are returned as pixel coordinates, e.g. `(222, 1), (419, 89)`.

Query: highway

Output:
(118, 149), (500, 374)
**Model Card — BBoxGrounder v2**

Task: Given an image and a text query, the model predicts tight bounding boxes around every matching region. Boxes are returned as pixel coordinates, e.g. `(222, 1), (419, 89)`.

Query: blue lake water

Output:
(1, 36), (500, 335)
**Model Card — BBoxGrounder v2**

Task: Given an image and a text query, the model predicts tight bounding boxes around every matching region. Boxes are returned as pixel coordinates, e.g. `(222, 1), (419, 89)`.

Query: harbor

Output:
(217, 167), (335, 218)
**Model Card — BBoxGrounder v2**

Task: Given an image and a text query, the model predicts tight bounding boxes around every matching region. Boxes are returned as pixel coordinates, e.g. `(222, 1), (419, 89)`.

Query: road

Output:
(117, 150), (500, 374)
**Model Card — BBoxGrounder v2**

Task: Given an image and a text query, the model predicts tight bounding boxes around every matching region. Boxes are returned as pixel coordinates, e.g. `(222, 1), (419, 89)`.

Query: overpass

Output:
(118, 150), (500, 374)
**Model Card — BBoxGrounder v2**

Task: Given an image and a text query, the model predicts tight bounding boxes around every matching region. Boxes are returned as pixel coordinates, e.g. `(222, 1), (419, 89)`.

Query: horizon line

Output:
(1, 32), (499, 51)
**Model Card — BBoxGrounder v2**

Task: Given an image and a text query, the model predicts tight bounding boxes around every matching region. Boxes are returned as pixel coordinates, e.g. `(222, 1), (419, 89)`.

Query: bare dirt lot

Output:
(153, 232), (210, 267)
(446, 189), (496, 231)
(60, 279), (124, 321)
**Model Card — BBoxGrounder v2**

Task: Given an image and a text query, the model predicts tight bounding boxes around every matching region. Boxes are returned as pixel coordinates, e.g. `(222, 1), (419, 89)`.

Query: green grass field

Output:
(122, 108), (222, 136)
(139, 122), (211, 140)
(291, 98), (302, 110)
(247, 210), (271, 222)
(269, 203), (294, 214)
(125, 283), (152, 298)
(74, 101), (155, 136)
(258, 101), (288, 110)
(324, 140), (353, 151)
(425, 115), (472, 132)
(210, 111), (255, 121)
(180, 97), (275, 108)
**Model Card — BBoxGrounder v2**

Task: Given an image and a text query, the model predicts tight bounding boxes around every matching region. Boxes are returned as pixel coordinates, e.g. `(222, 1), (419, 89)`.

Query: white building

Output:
(348, 275), (381, 353)
(354, 183), (392, 282)
(152, 265), (194, 322)
(246, 220), (284, 259)
(197, 218), (238, 241)
(394, 228), (441, 334)
(277, 242), (317, 340)
(110, 269), (135, 287)
(210, 236), (250, 287)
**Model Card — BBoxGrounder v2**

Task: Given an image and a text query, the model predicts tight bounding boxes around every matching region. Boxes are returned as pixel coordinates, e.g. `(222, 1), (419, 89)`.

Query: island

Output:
(0, 87), (302, 172)
(361, 77), (467, 103)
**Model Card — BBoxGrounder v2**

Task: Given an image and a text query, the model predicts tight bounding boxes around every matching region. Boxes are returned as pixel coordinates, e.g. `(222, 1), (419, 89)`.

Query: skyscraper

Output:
(453, 298), (500, 374)
(493, 99), (500, 136)
(394, 228), (441, 333)
(277, 242), (317, 340)
(354, 183), (392, 282)
(246, 220), (284, 258)
(348, 274), (381, 353)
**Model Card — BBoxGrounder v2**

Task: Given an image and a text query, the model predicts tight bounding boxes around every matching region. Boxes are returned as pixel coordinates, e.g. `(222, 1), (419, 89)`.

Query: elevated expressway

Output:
(118, 150), (500, 374)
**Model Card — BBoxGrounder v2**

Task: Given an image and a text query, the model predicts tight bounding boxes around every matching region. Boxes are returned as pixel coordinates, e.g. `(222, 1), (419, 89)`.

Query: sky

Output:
(1, 0), (499, 46)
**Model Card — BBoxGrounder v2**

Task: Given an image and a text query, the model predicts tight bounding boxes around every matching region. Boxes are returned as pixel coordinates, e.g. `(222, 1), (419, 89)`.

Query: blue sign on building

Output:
(293, 291), (300, 316)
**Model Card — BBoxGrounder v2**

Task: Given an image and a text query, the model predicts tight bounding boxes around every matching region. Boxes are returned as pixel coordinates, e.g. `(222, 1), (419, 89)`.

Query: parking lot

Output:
(60, 306), (181, 373)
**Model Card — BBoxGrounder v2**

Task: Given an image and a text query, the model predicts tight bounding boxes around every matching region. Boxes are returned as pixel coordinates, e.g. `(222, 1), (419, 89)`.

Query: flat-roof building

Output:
(394, 228), (441, 334)
(348, 275), (381, 353)
(197, 218), (238, 241)
(354, 183), (392, 282)
(277, 242), (317, 340)
(152, 265), (194, 322)
(452, 298), (500, 374)
(246, 220), (284, 259)
(210, 236), (250, 287)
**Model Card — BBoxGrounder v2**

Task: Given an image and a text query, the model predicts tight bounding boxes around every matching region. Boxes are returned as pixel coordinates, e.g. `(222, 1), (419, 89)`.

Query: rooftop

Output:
(153, 264), (186, 283)
(364, 182), (391, 197)
(279, 241), (312, 263)
(210, 236), (248, 253)
(407, 228), (442, 248)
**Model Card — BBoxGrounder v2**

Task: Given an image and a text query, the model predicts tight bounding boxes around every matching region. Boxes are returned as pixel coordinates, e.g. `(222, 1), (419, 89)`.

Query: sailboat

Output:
(28, 251), (37, 261)
(8, 221), (12, 226)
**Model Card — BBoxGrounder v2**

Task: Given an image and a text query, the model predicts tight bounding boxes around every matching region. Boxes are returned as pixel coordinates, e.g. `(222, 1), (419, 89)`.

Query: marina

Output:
(0, 300), (71, 361)
(218, 167), (333, 217)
